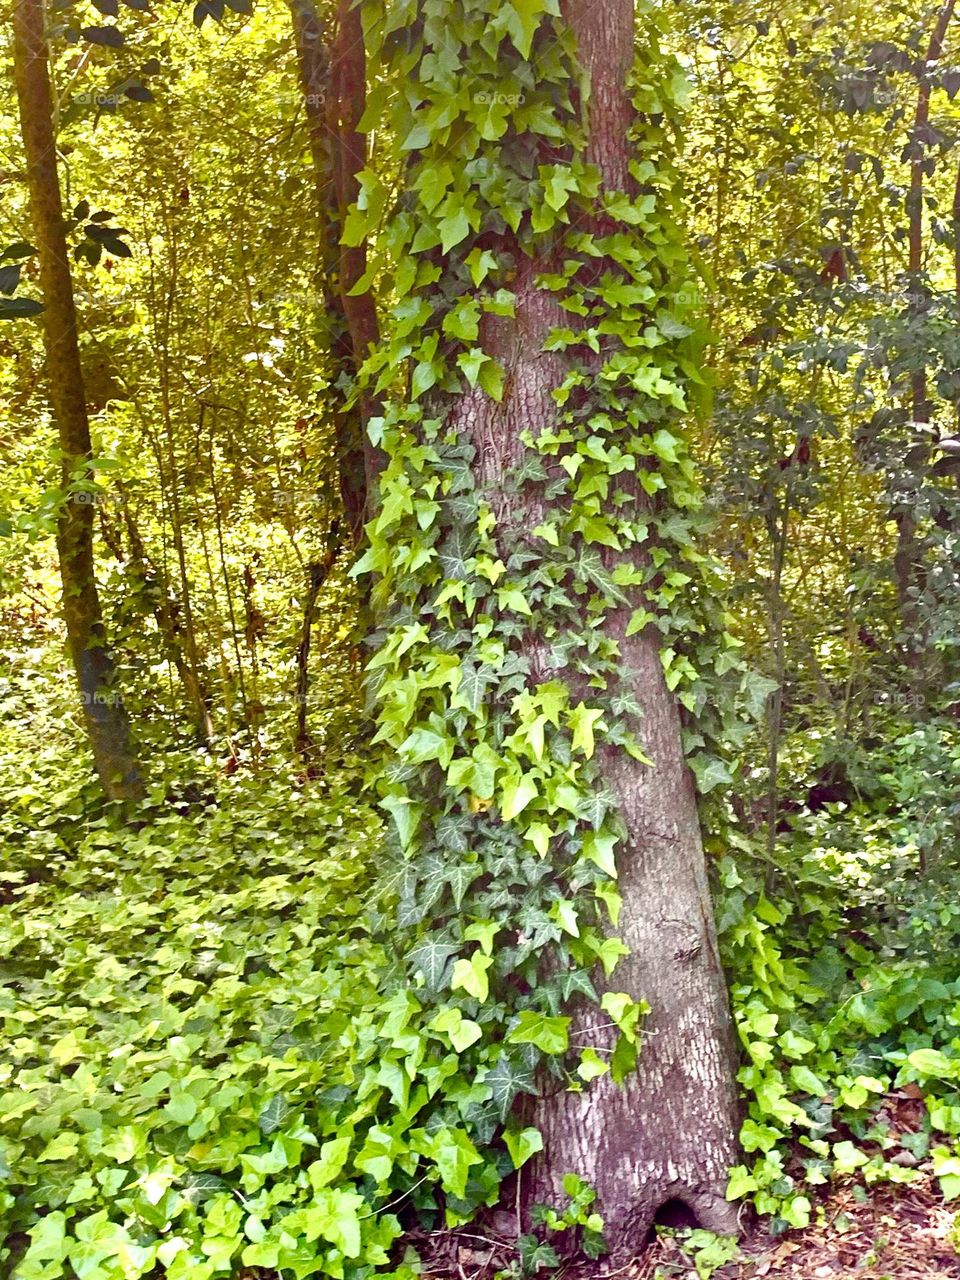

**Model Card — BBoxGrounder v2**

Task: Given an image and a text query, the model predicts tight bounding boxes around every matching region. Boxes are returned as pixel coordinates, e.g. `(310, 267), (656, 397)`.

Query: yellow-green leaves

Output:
(504, 1125), (544, 1168)
(379, 794), (422, 850)
(600, 991), (646, 1043)
(437, 207), (470, 253)
(412, 1127), (483, 1199)
(457, 348), (505, 399)
(352, 0), (746, 1242)
(507, 1011), (570, 1055)
(577, 1048), (609, 1082)
(582, 829), (618, 878)
(429, 1007), (484, 1053)
(568, 702), (605, 759)
(446, 743), (500, 799)
(307, 1137), (353, 1192)
(295, 1187), (365, 1257)
(500, 773), (539, 821)
(451, 951), (493, 1001)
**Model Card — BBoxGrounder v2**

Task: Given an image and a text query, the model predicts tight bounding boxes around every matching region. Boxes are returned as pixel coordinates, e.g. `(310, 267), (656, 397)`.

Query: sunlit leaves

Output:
(507, 1011), (570, 1055)
(504, 1125), (543, 1168)
(429, 1007), (483, 1053)
(412, 1127), (482, 1199)
(501, 0), (551, 58)
(500, 774), (538, 821)
(451, 951), (493, 1001)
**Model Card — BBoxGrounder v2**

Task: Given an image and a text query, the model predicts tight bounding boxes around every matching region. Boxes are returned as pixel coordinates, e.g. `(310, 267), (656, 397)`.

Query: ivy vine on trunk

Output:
(355, 0), (743, 1246)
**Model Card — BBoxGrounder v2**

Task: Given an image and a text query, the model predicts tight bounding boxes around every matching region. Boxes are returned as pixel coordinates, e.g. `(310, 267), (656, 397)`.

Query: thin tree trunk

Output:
(442, 0), (739, 1245)
(197, 500), (238, 746)
(294, 529), (339, 761)
(206, 434), (250, 727)
(328, 0), (380, 440)
(289, 0), (382, 536)
(897, 0), (956, 657)
(12, 0), (142, 800)
(119, 488), (215, 745)
(764, 496), (789, 874)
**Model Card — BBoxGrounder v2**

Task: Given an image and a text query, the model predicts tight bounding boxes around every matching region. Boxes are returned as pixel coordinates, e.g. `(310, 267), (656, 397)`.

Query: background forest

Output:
(4, 0), (960, 1276)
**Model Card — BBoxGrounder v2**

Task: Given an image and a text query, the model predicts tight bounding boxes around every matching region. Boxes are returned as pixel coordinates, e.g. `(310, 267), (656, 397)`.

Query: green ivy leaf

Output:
(451, 951), (493, 1001)
(307, 1135), (352, 1190)
(485, 1055), (537, 1120)
(408, 940), (458, 992)
(415, 1126), (483, 1198)
(507, 1011), (570, 1055)
(504, 1125), (543, 1169)
(501, 774), (538, 821)
(258, 1095), (292, 1136)
(502, 0), (550, 57)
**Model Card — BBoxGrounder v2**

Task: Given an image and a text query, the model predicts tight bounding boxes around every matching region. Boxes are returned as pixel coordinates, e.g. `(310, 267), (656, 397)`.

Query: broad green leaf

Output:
(416, 1127), (482, 1198)
(501, 775), (538, 821)
(484, 1055), (537, 1121)
(507, 1011), (569, 1055)
(258, 1095), (292, 1136)
(502, 0), (549, 57)
(908, 1048), (957, 1079)
(307, 1135), (352, 1190)
(577, 1048), (609, 1081)
(504, 1126), (543, 1169)
(408, 940), (458, 991)
(568, 702), (604, 759)
(451, 951), (493, 1002)
(582, 829), (618, 878)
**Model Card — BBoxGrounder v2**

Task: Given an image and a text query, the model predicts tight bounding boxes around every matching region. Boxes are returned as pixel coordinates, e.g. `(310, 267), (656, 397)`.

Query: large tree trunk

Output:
(454, 0), (740, 1245)
(527, 644), (741, 1243)
(12, 0), (142, 801)
(363, 0), (741, 1254)
(289, 0), (368, 540)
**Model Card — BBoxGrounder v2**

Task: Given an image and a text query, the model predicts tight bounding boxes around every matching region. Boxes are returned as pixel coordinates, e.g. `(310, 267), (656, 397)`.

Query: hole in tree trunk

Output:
(651, 1198), (700, 1232)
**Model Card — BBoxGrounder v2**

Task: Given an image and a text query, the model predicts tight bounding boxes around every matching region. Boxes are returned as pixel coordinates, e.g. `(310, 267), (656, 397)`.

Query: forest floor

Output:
(639, 1176), (960, 1280)
(418, 1176), (959, 1280)
(414, 1172), (960, 1280)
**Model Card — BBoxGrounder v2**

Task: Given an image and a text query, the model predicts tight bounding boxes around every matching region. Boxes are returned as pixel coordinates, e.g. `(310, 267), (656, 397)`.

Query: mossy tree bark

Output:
(12, 0), (142, 801)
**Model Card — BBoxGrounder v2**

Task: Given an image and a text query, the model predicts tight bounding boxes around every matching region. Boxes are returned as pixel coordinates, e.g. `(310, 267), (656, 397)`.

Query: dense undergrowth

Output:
(4, 632), (960, 1279)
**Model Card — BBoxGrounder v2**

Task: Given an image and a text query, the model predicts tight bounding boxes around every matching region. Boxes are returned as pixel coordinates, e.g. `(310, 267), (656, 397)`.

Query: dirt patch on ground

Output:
(638, 1177), (959, 1279)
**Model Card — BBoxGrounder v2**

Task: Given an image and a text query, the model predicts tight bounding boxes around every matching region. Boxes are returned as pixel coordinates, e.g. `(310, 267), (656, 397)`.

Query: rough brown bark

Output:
(447, 0), (740, 1249)
(289, 0), (383, 535)
(289, 0), (368, 540)
(12, 0), (142, 801)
